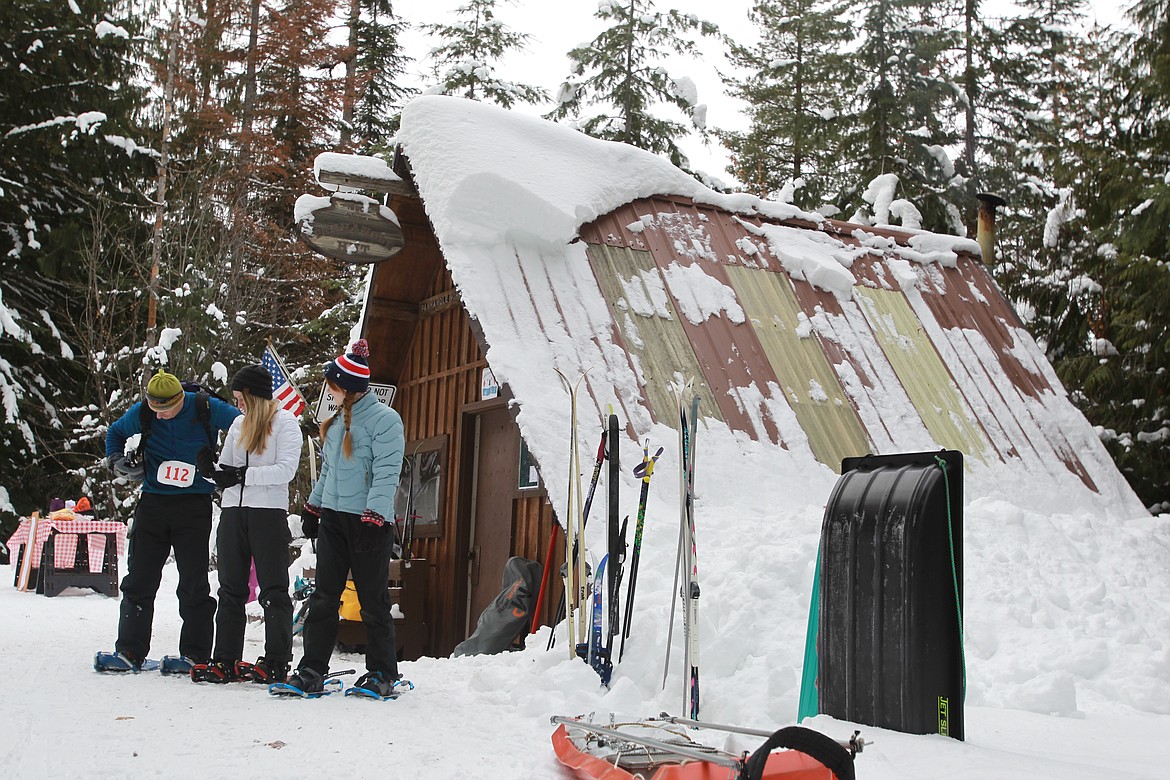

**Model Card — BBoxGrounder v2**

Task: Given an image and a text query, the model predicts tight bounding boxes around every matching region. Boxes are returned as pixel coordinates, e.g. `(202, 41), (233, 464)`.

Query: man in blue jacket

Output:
(98, 370), (241, 672)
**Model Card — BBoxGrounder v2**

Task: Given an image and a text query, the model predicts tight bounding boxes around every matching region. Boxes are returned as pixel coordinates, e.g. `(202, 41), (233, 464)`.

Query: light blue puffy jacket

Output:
(308, 391), (404, 520)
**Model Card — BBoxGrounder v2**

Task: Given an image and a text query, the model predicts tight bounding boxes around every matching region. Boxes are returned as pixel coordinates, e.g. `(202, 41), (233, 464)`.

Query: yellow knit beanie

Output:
(145, 370), (184, 412)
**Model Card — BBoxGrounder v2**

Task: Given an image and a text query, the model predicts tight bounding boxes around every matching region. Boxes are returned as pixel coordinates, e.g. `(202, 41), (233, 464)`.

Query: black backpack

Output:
(135, 381), (226, 459)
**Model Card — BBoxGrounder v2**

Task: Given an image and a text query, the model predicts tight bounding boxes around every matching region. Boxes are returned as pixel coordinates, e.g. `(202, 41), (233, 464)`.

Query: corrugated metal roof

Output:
(577, 195), (1104, 484)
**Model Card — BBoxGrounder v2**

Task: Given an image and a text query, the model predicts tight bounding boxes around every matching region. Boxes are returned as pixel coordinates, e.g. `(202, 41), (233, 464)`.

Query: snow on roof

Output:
(395, 95), (1144, 522)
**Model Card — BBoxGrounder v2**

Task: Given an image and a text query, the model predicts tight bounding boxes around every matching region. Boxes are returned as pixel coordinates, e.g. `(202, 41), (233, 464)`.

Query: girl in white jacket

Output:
(193, 364), (301, 684)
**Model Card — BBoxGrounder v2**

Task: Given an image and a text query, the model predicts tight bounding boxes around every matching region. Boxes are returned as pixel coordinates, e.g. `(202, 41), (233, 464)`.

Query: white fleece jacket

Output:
(216, 407), (302, 510)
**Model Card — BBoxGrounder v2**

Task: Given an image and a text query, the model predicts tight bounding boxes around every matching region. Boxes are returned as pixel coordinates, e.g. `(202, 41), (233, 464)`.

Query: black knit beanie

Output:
(231, 364), (273, 399)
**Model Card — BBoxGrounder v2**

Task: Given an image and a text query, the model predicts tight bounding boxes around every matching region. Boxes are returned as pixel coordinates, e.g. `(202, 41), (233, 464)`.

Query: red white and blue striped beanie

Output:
(324, 339), (371, 393)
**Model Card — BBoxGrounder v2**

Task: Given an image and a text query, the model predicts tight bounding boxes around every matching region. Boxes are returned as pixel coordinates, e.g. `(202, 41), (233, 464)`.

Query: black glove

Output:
(107, 454), (144, 481)
(195, 447), (216, 478)
(356, 509), (390, 553)
(211, 464), (246, 490)
(301, 503), (320, 540)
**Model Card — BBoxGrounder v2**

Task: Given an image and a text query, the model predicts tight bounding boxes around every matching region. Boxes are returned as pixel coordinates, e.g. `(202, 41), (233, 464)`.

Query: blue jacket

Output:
(106, 392), (241, 495)
(309, 391), (404, 520)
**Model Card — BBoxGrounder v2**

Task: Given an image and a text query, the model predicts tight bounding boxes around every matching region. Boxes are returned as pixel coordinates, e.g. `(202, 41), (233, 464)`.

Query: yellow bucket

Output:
(339, 579), (362, 622)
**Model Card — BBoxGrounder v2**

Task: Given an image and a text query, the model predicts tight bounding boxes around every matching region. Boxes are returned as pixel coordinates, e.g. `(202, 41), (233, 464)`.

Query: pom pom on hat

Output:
(231, 364), (273, 399)
(324, 339), (372, 394)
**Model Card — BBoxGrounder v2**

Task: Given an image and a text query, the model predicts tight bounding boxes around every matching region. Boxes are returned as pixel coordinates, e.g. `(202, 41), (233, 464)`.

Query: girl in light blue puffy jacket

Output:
(285, 339), (406, 699)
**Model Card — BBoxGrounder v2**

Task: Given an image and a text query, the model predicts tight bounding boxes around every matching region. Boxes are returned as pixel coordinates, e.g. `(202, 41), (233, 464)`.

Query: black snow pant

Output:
(116, 492), (216, 663)
(213, 506), (293, 664)
(299, 508), (397, 678)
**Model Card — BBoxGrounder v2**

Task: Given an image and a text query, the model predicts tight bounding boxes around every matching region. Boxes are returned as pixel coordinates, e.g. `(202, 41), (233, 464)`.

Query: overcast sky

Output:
(390, 0), (1132, 182)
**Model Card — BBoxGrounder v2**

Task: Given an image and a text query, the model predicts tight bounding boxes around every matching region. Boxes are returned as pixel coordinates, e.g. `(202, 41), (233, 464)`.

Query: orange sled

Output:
(551, 715), (862, 780)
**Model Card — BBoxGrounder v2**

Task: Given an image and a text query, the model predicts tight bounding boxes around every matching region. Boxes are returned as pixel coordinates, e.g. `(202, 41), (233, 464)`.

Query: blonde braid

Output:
(319, 387), (358, 460)
(342, 392), (355, 459)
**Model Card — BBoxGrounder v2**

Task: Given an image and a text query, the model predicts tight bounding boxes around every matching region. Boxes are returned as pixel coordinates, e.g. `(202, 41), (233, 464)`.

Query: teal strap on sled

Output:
(797, 546), (821, 722)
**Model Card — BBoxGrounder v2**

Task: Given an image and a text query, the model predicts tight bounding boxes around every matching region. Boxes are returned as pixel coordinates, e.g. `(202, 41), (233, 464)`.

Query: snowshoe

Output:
(343, 671), (414, 701)
(94, 651), (159, 673)
(159, 655), (198, 676)
(236, 656), (289, 685)
(190, 659), (239, 683)
(269, 667), (351, 699)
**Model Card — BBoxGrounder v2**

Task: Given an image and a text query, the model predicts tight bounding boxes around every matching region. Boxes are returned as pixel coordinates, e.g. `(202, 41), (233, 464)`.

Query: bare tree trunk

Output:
(147, 6), (181, 358)
(340, 0), (360, 148)
(240, 0), (261, 148)
(964, 0), (977, 174)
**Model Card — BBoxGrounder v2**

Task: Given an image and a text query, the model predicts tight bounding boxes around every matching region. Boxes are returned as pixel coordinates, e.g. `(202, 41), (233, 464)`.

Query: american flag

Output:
(261, 347), (307, 417)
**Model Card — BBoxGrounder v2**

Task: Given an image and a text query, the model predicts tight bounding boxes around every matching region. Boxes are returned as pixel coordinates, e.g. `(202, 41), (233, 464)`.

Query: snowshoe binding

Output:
(94, 651), (159, 673)
(344, 671), (414, 701)
(269, 667), (351, 699)
(236, 656), (288, 685)
(190, 659), (239, 683)
(160, 655), (198, 676)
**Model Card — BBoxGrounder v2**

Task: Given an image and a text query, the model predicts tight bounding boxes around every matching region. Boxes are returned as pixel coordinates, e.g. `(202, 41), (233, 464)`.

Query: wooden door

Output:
(464, 404), (519, 636)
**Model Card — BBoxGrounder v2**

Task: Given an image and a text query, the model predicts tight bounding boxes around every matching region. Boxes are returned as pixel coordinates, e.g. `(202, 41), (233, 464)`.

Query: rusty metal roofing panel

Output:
(585, 243), (721, 428)
(725, 264), (871, 472)
(577, 193), (1111, 492)
(855, 286), (990, 461)
(910, 258), (1098, 490)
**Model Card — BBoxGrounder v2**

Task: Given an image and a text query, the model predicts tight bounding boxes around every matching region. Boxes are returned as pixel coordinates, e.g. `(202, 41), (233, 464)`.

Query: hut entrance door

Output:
(463, 403), (518, 637)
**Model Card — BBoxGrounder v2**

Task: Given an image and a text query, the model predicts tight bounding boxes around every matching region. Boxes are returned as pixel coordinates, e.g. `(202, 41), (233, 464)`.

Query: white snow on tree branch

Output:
(672, 76), (698, 106)
(95, 21), (130, 39)
(6, 112), (106, 138)
(889, 199), (923, 230)
(862, 173), (900, 226)
(1045, 189), (1079, 248)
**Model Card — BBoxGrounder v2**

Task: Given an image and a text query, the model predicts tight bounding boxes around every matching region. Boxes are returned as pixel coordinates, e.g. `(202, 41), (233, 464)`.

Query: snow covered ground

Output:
(3, 458), (1169, 778)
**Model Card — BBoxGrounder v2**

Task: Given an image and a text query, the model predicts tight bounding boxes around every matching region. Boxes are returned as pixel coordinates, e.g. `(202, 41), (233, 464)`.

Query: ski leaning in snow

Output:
(604, 412), (623, 678)
(93, 651), (160, 673)
(619, 441), (663, 662)
(547, 420), (607, 652)
(589, 554), (611, 684)
(344, 675), (415, 701)
(554, 368), (591, 660)
(268, 669), (355, 699)
(682, 393), (701, 720)
(662, 380), (702, 719)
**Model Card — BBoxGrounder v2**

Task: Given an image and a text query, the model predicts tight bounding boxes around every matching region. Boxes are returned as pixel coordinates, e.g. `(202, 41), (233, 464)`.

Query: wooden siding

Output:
(725, 264), (872, 471)
(368, 260), (560, 657)
(854, 286), (990, 461)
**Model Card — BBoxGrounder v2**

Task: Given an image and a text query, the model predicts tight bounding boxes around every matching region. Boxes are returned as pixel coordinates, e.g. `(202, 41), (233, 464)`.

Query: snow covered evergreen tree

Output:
(547, 0), (717, 168)
(841, 0), (965, 232)
(0, 0), (153, 530)
(345, 0), (415, 148)
(422, 0), (544, 109)
(1042, 13), (1170, 512)
(720, 0), (854, 206)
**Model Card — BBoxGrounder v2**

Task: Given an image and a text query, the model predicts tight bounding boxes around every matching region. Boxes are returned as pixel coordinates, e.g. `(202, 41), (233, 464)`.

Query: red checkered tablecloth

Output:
(6, 518), (127, 572)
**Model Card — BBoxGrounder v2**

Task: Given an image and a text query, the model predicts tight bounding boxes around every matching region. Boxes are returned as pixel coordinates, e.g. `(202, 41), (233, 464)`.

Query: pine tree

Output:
(422, 0), (544, 109)
(346, 0), (415, 149)
(0, 0), (152, 529)
(1048, 13), (1170, 511)
(841, 0), (965, 232)
(546, 0), (717, 168)
(720, 0), (854, 206)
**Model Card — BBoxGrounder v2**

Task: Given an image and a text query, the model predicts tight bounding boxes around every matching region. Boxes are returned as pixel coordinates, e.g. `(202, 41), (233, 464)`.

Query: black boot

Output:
(284, 667), (324, 694)
(236, 656), (289, 684)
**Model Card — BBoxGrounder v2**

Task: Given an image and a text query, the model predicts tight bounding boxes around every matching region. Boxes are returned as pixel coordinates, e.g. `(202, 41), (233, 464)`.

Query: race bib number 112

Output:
(157, 460), (196, 487)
